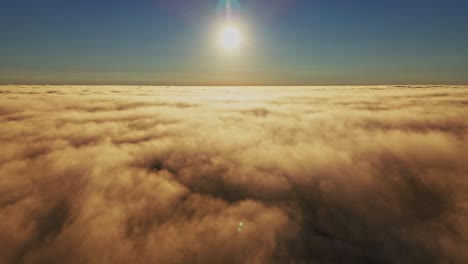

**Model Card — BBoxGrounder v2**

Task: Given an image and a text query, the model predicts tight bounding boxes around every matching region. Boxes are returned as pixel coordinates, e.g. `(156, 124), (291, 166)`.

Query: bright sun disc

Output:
(219, 25), (242, 51)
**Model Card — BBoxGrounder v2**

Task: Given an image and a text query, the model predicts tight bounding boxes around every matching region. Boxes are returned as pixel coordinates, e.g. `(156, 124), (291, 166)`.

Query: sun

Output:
(219, 24), (242, 51)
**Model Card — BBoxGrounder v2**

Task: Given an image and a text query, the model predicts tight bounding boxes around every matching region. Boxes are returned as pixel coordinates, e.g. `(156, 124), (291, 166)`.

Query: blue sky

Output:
(1, 0), (467, 85)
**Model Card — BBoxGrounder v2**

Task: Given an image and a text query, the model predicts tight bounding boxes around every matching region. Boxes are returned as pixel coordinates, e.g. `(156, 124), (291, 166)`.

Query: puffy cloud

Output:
(0, 85), (467, 263)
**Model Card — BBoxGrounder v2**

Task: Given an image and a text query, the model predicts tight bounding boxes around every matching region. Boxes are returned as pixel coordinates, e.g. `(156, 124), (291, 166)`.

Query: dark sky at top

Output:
(1, 0), (467, 85)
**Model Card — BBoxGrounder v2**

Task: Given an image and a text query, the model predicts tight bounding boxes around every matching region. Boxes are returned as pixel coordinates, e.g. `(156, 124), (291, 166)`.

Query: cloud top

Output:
(0, 85), (467, 263)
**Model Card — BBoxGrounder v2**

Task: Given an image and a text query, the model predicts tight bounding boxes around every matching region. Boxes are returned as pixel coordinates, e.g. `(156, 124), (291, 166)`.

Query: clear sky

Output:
(1, 0), (467, 85)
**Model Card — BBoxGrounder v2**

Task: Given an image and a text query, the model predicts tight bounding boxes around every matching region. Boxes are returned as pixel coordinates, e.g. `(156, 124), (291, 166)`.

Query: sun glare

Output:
(219, 25), (242, 51)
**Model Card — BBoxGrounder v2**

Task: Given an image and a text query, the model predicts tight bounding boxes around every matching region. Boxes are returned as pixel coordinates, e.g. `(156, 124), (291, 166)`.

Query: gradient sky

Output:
(1, 0), (467, 85)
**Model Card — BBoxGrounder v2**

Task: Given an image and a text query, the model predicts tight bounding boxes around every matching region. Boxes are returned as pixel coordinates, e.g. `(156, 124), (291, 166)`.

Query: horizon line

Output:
(1, 83), (468, 87)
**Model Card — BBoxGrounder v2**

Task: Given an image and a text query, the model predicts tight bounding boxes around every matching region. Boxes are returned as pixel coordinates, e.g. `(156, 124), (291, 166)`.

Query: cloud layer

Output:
(0, 85), (467, 263)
